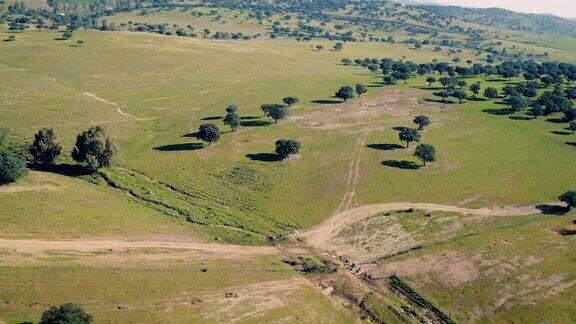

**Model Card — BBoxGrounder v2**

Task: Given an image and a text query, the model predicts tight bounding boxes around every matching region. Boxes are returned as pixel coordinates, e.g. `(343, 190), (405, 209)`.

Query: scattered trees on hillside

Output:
(413, 115), (430, 130)
(335, 86), (354, 102)
(40, 303), (93, 324)
(29, 128), (61, 165)
(275, 139), (300, 159)
(0, 151), (27, 185)
(72, 125), (116, 171)
(398, 128), (420, 148)
(196, 124), (221, 145)
(413, 144), (436, 166)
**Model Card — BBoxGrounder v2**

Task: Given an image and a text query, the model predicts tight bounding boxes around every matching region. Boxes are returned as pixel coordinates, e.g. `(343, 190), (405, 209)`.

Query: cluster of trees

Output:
(393, 115), (436, 166)
(0, 125), (117, 186)
(334, 84), (367, 102)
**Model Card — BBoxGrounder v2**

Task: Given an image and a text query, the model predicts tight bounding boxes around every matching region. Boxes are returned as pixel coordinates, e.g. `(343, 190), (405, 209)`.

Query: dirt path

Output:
(84, 92), (145, 121)
(300, 202), (541, 249)
(0, 236), (281, 257)
(333, 130), (370, 214)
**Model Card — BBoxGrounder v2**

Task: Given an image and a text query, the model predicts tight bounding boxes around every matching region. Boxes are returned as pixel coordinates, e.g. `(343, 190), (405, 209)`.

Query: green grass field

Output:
(1, 10), (576, 322)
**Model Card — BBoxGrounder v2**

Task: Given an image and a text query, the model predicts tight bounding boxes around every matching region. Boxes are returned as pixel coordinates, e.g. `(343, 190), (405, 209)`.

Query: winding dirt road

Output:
(300, 202), (541, 249)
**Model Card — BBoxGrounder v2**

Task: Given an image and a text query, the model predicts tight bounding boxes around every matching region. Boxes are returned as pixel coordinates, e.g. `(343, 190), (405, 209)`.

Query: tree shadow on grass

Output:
(509, 115), (533, 120)
(240, 116), (260, 120)
(486, 78), (507, 82)
(246, 153), (282, 162)
(417, 86), (444, 91)
(536, 204), (570, 215)
(367, 143), (404, 151)
(468, 97), (488, 102)
(201, 116), (222, 121)
(240, 120), (272, 127)
(482, 108), (514, 115)
(311, 99), (342, 104)
(367, 81), (384, 88)
(423, 98), (455, 104)
(566, 142), (576, 147)
(391, 126), (408, 131)
(551, 130), (572, 136)
(29, 163), (93, 177)
(546, 118), (565, 124)
(154, 143), (203, 151)
(382, 160), (420, 170)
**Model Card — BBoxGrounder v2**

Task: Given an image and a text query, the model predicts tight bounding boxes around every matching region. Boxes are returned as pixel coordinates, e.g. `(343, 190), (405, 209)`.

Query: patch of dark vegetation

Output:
(29, 163), (93, 177)
(389, 275), (455, 324)
(382, 160), (420, 170)
(240, 116), (259, 120)
(153, 143), (203, 151)
(246, 153), (281, 162)
(282, 256), (337, 274)
(551, 130), (572, 136)
(546, 118), (565, 124)
(359, 292), (413, 323)
(374, 245), (423, 262)
(310, 99), (341, 104)
(553, 228), (576, 236)
(266, 234), (286, 245)
(536, 204), (570, 215)
(240, 120), (272, 127)
(482, 108), (514, 115)
(200, 116), (222, 120)
(391, 126), (408, 131)
(508, 115), (532, 120)
(367, 143), (404, 151)
(567, 142), (576, 147)
(423, 98), (456, 104)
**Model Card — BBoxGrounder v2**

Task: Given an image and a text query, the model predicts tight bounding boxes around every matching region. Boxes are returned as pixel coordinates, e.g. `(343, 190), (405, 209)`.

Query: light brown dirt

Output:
(84, 92), (145, 121)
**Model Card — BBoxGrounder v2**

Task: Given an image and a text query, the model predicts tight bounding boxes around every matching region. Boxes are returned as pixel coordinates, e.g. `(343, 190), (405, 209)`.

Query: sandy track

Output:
(300, 202), (541, 249)
(84, 92), (145, 121)
(0, 237), (279, 257)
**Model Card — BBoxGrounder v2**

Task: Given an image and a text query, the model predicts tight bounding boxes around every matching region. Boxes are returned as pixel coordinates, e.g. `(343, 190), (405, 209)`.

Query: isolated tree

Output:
(426, 76), (436, 87)
(315, 44), (324, 51)
(275, 139), (300, 159)
(260, 103), (273, 116)
(398, 128), (420, 148)
(266, 104), (288, 123)
(223, 111), (239, 132)
(452, 89), (468, 103)
(413, 144), (436, 166)
(7, 35), (16, 41)
(469, 83), (481, 98)
(0, 151), (27, 185)
(29, 128), (61, 165)
(355, 84), (367, 97)
(484, 87), (498, 99)
(413, 115), (430, 130)
(40, 303), (93, 324)
(457, 80), (467, 89)
(333, 42), (343, 51)
(559, 191), (576, 209)
(71, 125), (116, 171)
(335, 86), (354, 102)
(282, 96), (299, 107)
(196, 124), (220, 145)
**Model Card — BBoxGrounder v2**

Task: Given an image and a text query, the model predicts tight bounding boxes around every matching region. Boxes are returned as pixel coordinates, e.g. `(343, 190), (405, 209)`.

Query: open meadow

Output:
(1, 0), (576, 322)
